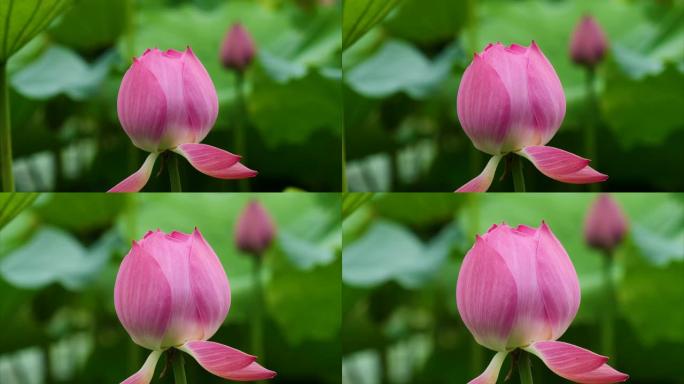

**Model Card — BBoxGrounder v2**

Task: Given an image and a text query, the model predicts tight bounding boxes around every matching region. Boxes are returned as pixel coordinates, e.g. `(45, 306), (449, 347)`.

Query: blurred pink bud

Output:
(110, 47), (257, 192)
(115, 228), (275, 383)
(235, 200), (276, 256)
(457, 222), (627, 384)
(570, 15), (608, 68)
(220, 23), (256, 72)
(455, 42), (607, 192)
(584, 194), (628, 252)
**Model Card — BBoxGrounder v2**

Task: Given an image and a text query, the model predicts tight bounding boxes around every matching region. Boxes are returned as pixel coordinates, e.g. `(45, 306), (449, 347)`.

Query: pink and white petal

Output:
(455, 155), (502, 193)
(534, 222), (581, 339)
(517, 146), (607, 184)
(108, 153), (159, 193)
(566, 363), (629, 384)
(180, 48), (219, 143)
(550, 165), (609, 184)
(114, 242), (171, 350)
(187, 229), (231, 339)
(179, 340), (269, 380)
(120, 350), (162, 384)
(173, 144), (257, 179)
(468, 351), (508, 384)
(217, 361), (277, 381)
(525, 341), (627, 383)
(456, 236), (518, 351)
(457, 53), (512, 155)
(517, 146), (588, 175)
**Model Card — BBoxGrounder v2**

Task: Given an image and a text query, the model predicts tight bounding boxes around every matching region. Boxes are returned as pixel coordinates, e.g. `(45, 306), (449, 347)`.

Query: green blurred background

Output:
(342, 193), (684, 383)
(0, 192), (341, 383)
(342, 0), (684, 192)
(5, 0), (342, 192)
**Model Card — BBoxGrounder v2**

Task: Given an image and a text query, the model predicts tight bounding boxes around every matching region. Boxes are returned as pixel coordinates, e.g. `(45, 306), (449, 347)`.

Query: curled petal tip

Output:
(455, 156), (502, 193)
(108, 153), (159, 193)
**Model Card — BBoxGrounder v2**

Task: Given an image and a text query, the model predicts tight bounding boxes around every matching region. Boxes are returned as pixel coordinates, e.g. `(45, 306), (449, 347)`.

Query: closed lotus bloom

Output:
(456, 42), (607, 192)
(115, 228), (275, 383)
(235, 200), (276, 256)
(110, 47), (257, 192)
(457, 223), (628, 383)
(220, 23), (256, 72)
(570, 15), (608, 68)
(584, 194), (627, 252)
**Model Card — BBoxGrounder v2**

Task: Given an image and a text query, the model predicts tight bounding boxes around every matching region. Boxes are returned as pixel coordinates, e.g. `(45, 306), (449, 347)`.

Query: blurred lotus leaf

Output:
(0, 0), (73, 62)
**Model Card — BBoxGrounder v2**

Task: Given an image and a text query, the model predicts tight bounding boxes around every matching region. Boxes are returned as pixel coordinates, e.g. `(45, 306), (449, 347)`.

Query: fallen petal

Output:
(173, 143), (257, 179)
(517, 146), (607, 184)
(109, 153), (159, 193)
(120, 350), (162, 384)
(468, 351), (508, 384)
(525, 341), (628, 383)
(455, 155), (502, 192)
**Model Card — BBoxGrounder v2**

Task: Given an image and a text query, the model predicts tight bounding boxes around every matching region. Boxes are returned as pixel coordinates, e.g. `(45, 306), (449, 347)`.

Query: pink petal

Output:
(118, 58), (168, 152)
(120, 350), (162, 384)
(517, 146), (608, 184)
(136, 229), (230, 346)
(108, 153), (159, 193)
(584, 194), (628, 251)
(114, 242), (171, 350)
(235, 200), (276, 255)
(526, 41), (566, 145)
(535, 222), (581, 339)
(479, 223), (549, 347)
(467, 351), (508, 384)
(526, 341), (628, 383)
(456, 236), (518, 351)
(455, 155), (502, 193)
(457, 53), (512, 155)
(187, 228), (231, 339)
(180, 48), (219, 143)
(173, 143), (257, 179)
(179, 340), (276, 381)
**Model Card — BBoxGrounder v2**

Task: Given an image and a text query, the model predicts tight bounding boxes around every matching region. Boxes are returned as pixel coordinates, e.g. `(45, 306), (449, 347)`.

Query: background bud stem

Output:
(518, 351), (534, 384)
(234, 72), (249, 192)
(0, 63), (14, 192)
(171, 350), (187, 384)
(251, 257), (265, 384)
(511, 155), (526, 192)
(585, 68), (599, 192)
(602, 251), (616, 363)
(167, 152), (182, 192)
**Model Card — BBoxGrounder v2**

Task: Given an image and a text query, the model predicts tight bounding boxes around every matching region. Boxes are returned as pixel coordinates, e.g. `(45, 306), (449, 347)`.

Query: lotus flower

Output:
(115, 228), (276, 383)
(109, 47), (256, 192)
(455, 42), (607, 192)
(235, 200), (276, 256)
(456, 222), (628, 383)
(584, 194), (627, 252)
(570, 15), (608, 68)
(220, 23), (256, 72)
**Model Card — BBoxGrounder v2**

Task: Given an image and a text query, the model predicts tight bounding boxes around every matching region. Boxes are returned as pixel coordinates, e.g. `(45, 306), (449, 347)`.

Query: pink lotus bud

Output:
(220, 23), (256, 72)
(570, 15), (608, 68)
(457, 42), (565, 156)
(118, 48), (218, 153)
(584, 194), (627, 252)
(109, 47), (257, 193)
(235, 200), (276, 256)
(457, 222), (627, 384)
(115, 228), (275, 383)
(455, 42), (608, 192)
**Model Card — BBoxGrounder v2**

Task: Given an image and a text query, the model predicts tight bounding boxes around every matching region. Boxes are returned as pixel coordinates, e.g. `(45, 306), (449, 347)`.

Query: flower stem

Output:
(172, 351), (187, 384)
(251, 257), (265, 384)
(518, 351), (533, 384)
(585, 68), (599, 192)
(601, 251), (616, 362)
(234, 71), (249, 192)
(168, 152), (182, 192)
(511, 155), (526, 192)
(0, 63), (15, 192)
